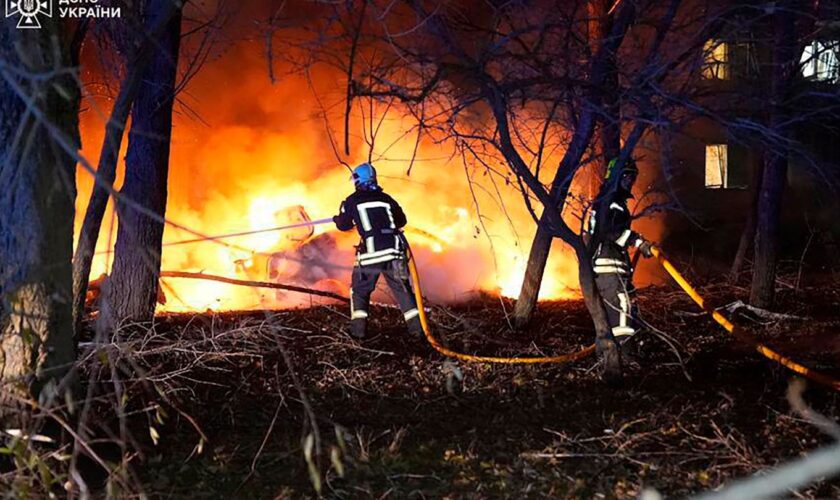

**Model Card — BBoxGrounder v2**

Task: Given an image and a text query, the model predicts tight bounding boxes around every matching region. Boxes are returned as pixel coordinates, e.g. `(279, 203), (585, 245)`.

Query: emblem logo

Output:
(6, 0), (52, 29)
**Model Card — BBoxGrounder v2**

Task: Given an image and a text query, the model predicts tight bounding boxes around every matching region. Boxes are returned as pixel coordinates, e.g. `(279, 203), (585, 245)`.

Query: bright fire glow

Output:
(73, 41), (604, 313)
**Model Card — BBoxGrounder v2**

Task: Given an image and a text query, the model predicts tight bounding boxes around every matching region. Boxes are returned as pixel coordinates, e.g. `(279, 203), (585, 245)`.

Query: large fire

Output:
(73, 40), (634, 313)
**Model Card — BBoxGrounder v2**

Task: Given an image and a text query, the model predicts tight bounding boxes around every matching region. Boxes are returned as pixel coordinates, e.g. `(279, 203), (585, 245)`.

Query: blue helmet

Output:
(351, 162), (378, 189)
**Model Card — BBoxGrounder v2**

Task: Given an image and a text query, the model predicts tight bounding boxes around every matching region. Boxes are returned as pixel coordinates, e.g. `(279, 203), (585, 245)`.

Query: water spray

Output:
(160, 217), (335, 248)
(95, 217), (336, 256)
(160, 217), (446, 249)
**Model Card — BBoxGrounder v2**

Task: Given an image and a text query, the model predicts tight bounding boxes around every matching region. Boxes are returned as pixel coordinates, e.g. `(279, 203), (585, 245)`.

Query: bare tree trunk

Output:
(513, 215), (554, 328)
(730, 155), (763, 282)
(73, 70), (146, 331)
(72, 0), (180, 331)
(751, 160), (787, 308)
(512, 0), (622, 329)
(594, 0), (621, 170)
(750, 4), (796, 309)
(103, 1), (183, 326)
(0, 18), (81, 421)
(575, 243), (621, 379)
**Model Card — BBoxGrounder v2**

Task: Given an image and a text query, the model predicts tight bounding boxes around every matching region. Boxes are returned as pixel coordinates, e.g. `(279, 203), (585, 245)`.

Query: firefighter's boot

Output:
(407, 315), (424, 337)
(618, 334), (640, 366)
(350, 318), (367, 339)
(599, 338), (624, 386)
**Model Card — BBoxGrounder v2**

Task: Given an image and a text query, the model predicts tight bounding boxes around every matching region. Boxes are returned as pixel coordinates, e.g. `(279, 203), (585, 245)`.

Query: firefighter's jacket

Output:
(334, 188), (408, 266)
(587, 193), (643, 275)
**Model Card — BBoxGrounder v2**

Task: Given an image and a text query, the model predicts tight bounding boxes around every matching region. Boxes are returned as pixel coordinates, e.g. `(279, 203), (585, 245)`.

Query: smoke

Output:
(74, 23), (661, 312)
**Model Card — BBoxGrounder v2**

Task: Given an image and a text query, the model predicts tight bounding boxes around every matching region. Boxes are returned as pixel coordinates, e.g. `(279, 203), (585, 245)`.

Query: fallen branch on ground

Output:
(159, 271), (350, 303)
(722, 300), (808, 322)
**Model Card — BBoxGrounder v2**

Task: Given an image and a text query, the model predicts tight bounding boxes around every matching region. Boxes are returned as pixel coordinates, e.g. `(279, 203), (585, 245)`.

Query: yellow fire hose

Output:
(406, 248), (596, 364)
(650, 247), (840, 391)
(406, 245), (840, 391)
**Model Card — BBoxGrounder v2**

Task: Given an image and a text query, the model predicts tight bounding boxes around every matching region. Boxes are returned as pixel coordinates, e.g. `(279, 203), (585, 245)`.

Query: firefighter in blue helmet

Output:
(333, 163), (423, 339)
(587, 158), (654, 358)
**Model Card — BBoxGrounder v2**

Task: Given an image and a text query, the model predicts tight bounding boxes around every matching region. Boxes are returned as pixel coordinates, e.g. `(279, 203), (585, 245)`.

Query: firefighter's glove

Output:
(638, 240), (654, 258)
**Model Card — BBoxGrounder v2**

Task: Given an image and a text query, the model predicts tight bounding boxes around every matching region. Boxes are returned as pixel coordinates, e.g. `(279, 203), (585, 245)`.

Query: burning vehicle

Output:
(233, 205), (350, 305)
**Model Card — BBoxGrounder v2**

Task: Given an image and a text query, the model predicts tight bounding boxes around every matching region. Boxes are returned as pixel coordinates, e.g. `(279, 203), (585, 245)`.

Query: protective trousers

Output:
(594, 272), (638, 342)
(349, 258), (423, 338)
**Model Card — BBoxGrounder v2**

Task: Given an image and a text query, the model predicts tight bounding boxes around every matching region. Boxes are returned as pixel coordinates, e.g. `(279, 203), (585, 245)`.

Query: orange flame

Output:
(74, 42), (599, 312)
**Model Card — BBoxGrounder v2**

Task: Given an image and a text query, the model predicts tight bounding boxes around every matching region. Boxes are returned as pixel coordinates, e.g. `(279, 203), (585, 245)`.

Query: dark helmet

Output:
(605, 157), (639, 181)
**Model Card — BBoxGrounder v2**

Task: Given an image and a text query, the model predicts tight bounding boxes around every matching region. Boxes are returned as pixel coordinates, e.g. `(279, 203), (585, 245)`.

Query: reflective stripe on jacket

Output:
(334, 188), (408, 265)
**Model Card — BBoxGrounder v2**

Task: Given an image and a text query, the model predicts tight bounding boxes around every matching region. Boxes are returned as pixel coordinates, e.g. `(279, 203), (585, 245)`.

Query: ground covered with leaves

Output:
(72, 275), (840, 498)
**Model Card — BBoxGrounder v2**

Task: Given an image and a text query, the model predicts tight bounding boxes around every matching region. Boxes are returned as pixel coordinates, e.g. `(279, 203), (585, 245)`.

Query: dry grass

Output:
(3, 277), (840, 498)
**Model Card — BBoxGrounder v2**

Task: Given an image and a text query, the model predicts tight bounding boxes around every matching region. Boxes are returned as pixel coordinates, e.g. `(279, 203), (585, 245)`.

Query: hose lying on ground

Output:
(407, 243), (840, 386)
(405, 245), (597, 364)
(159, 230), (840, 386)
(651, 246), (840, 391)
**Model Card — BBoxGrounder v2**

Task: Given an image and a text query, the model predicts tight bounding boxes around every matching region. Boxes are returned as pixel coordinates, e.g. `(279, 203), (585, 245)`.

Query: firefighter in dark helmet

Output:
(587, 158), (654, 364)
(333, 163), (423, 339)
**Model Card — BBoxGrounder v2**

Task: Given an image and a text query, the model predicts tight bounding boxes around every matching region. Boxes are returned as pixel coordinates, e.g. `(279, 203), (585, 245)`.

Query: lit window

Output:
(705, 144), (728, 189)
(703, 40), (728, 80)
(801, 40), (839, 82)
